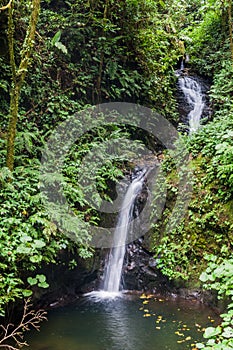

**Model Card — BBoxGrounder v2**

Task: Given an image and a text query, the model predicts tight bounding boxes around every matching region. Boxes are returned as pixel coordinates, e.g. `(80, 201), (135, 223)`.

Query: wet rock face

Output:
(121, 240), (218, 306)
(32, 253), (101, 309)
(122, 240), (172, 294)
(33, 243), (218, 310)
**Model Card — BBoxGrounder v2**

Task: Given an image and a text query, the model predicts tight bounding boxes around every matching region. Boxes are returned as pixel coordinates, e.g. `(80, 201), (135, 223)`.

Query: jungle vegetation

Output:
(0, 0), (232, 349)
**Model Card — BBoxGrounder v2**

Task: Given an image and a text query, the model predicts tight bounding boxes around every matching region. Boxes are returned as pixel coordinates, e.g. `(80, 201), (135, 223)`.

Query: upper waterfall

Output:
(177, 61), (205, 134)
(178, 76), (204, 134)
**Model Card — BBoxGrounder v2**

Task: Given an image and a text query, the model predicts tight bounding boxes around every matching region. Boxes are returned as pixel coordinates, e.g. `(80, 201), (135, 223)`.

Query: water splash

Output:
(84, 290), (122, 301)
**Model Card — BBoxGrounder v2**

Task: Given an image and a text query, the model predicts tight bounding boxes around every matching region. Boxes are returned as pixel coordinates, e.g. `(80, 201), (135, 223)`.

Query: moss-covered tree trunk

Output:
(227, 0), (233, 63)
(6, 0), (40, 171)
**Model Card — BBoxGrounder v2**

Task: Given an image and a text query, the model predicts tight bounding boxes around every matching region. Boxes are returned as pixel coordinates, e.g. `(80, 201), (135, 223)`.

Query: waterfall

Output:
(178, 76), (204, 133)
(103, 169), (148, 294)
(180, 59), (185, 71)
(177, 60), (205, 134)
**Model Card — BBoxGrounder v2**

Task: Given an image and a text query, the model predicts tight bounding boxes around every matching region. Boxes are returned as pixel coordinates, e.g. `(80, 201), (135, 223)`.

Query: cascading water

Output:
(103, 169), (148, 294)
(177, 61), (205, 134)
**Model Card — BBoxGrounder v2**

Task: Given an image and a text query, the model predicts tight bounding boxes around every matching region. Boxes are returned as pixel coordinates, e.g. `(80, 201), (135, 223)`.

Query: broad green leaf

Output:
(27, 277), (37, 286)
(20, 235), (32, 243)
(55, 42), (68, 54)
(204, 326), (222, 339)
(30, 255), (42, 263)
(36, 274), (46, 283)
(22, 289), (33, 297)
(33, 239), (46, 249)
(16, 245), (32, 254)
(222, 327), (233, 338)
(38, 282), (49, 288)
(200, 271), (210, 282)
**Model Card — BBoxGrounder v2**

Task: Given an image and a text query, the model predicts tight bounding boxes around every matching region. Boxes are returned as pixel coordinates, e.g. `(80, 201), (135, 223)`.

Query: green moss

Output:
(148, 150), (232, 284)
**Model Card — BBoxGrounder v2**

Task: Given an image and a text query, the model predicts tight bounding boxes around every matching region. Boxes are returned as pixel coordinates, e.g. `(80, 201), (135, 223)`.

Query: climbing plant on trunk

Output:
(5, 0), (40, 171)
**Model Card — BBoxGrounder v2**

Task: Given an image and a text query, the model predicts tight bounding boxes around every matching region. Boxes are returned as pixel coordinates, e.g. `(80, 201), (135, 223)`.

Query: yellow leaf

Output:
(175, 332), (184, 337)
(147, 294), (154, 299)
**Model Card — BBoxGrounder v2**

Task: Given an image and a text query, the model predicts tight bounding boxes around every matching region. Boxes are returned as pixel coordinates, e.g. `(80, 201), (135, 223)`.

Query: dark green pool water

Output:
(26, 293), (218, 350)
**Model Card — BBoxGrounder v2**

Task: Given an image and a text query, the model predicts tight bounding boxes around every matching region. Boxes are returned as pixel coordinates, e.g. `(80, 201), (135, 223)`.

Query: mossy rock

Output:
(146, 152), (233, 284)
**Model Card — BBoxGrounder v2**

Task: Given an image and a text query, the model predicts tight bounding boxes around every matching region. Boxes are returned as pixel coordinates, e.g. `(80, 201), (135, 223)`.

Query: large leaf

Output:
(55, 42), (68, 54)
(51, 30), (61, 45)
(204, 326), (222, 339)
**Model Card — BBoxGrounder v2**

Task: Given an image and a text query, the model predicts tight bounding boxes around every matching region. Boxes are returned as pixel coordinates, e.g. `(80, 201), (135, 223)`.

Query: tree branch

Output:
(0, 299), (47, 350)
(0, 0), (12, 11)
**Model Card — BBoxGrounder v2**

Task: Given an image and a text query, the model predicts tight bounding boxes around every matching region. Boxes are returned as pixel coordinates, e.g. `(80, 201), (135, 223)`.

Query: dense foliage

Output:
(151, 110), (233, 282)
(196, 253), (233, 349)
(0, 0), (233, 348)
(146, 0), (233, 275)
(147, 0), (233, 347)
(0, 0), (186, 318)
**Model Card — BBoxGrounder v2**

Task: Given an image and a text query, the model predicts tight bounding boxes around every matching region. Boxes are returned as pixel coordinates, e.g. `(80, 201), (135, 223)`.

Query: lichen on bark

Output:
(6, 0), (41, 171)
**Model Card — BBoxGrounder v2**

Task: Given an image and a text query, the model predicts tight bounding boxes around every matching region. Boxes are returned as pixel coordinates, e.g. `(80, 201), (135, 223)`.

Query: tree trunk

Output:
(6, 0), (41, 171)
(6, 87), (20, 171)
(228, 0), (233, 63)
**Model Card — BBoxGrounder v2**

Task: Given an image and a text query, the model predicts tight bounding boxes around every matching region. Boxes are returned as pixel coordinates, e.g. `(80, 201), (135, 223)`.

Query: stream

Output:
(25, 67), (213, 350)
(24, 162), (219, 350)
(25, 294), (218, 350)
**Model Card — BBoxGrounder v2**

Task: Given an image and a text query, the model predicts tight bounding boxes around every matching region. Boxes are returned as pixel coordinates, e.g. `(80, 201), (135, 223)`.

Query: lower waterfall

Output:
(103, 168), (148, 294)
